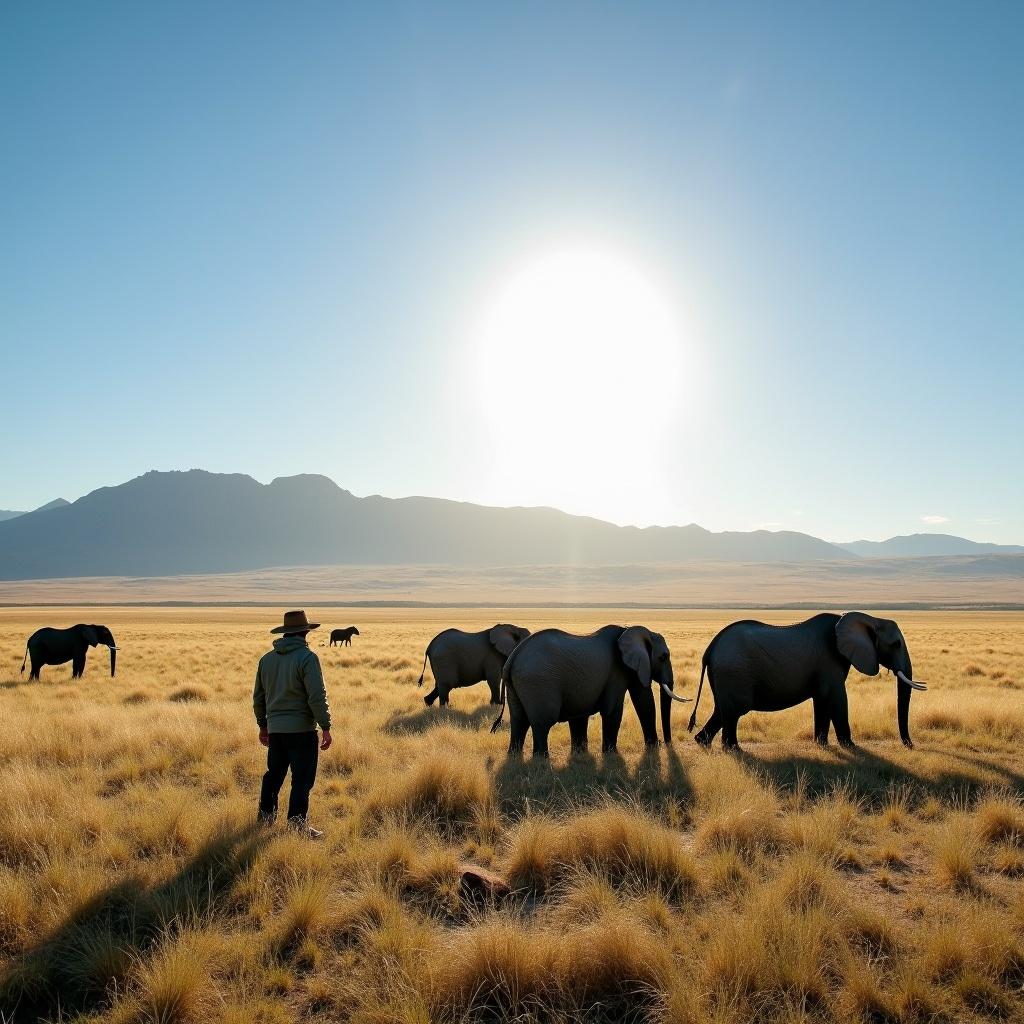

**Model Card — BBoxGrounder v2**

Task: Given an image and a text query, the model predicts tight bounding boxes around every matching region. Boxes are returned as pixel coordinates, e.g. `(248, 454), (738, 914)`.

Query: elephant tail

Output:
(688, 661), (707, 732)
(20, 644), (29, 674)
(490, 669), (508, 734)
(416, 648), (429, 687)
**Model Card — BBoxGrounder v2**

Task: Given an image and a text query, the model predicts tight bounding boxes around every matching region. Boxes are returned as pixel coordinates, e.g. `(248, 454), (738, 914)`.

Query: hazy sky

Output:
(3, 2), (1021, 543)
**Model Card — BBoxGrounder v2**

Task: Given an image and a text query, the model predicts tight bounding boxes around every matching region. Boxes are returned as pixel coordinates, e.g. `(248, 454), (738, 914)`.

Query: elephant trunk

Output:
(897, 677), (912, 748)
(895, 655), (922, 749)
(660, 684), (673, 744)
(109, 645), (117, 678)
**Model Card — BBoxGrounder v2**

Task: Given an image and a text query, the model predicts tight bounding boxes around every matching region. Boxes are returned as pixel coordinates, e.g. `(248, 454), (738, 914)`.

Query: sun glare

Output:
(475, 246), (686, 523)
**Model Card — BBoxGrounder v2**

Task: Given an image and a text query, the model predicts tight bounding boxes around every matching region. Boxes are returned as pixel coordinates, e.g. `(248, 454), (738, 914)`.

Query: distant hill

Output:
(0, 470), (852, 580)
(0, 498), (69, 522)
(839, 533), (1024, 558)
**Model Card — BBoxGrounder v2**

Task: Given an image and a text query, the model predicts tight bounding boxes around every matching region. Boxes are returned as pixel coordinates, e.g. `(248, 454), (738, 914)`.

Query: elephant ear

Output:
(489, 625), (518, 657)
(81, 625), (100, 647)
(836, 613), (880, 676)
(618, 626), (652, 687)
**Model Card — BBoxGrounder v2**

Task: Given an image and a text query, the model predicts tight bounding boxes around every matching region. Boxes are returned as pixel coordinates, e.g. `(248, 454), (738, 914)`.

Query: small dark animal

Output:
(329, 626), (360, 647)
(21, 624), (118, 681)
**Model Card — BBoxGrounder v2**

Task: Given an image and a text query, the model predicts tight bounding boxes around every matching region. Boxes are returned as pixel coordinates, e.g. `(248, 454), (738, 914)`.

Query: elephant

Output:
(417, 624), (531, 706)
(687, 612), (928, 751)
(329, 627), (359, 647)
(490, 624), (689, 757)
(21, 624), (119, 681)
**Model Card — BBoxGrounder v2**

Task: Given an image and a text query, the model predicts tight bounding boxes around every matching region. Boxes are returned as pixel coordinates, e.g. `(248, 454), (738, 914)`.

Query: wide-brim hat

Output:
(271, 609), (321, 634)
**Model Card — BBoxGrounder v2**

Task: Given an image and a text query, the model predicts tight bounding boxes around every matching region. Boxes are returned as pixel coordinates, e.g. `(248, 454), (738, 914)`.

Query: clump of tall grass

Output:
(933, 815), (980, 890)
(505, 803), (698, 900)
(132, 931), (214, 1024)
(363, 750), (492, 834)
(163, 683), (211, 703)
(423, 911), (672, 1021)
(974, 794), (1024, 846)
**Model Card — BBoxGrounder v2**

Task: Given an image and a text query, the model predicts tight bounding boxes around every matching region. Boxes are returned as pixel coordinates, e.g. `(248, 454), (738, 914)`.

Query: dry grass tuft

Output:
(934, 815), (980, 890)
(975, 794), (1024, 846)
(364, 751), (492, 833)
(506, 803), (698, 900)
(424, 911), (672, 1020)
(133, 932), (213, 1024)
(167, 684), (210, 703)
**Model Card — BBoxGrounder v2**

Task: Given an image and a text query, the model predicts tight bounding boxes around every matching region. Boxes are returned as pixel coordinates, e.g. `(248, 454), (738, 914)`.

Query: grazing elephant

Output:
(329, 627), (360, 646)
(417, 624), (531, 706)
(688, 612), (928, 751)
(491, 624), (689, 757)
(21, 624), (119, 681)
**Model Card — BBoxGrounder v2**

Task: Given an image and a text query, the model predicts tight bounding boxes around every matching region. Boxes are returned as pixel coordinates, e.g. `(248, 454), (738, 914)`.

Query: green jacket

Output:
(253, 636), (332, 733)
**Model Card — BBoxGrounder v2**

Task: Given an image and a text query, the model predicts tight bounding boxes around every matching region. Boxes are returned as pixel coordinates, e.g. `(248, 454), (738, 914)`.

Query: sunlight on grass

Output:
(0, 607), (1021, 1023)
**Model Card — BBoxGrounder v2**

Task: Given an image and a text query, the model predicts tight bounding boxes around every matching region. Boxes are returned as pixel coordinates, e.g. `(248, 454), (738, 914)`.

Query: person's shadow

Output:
(0, 823), (270, 1024)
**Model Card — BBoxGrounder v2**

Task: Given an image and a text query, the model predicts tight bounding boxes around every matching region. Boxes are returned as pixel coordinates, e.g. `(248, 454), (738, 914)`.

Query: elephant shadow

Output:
(384, 702), (498, 736)
(0, 823), (270, 1024)
(494, 740), (694, 818)
(737, 742), (1024, 804)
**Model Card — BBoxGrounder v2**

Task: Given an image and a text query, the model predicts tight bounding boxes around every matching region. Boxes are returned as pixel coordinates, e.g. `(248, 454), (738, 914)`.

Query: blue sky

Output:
(2, 2), (1021, 543)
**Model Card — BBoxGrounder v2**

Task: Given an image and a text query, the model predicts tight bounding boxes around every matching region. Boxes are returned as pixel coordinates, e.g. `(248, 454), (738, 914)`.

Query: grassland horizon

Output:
(2, 556), (1022, 610)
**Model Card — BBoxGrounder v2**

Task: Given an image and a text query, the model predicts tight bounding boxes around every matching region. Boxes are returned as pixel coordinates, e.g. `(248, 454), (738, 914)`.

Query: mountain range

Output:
(0, 498), (68, 522)
(837, 534), (1024, 557)
(0, 471), (1019, 581)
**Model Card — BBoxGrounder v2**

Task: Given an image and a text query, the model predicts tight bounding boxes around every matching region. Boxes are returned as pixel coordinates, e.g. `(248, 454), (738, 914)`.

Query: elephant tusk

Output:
(897, 670), (927, 691)
(661, 683), (691, 703)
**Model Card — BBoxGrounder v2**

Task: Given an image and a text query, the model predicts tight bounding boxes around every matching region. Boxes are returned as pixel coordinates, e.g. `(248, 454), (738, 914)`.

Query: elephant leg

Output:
(531, 722), (552, 759)
(423, 685), (440, 706)
(601, 704), (624, 752)
(813, 697), (831, 746)
(72, 653), (86, 679)
(569, 716), (589, 753)
(694, 708), (721, 748)
(438, 684), (451, 707)
(830, 688), (856, 748)
(506, 690), (528, 756)
(29, 657), (41, 681)
(486, 673), (502, 705)
(721, 712), (741, 751)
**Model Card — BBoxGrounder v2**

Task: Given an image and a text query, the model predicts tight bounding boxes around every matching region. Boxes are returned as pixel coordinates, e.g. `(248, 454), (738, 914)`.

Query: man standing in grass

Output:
(254, 610), (332, 839)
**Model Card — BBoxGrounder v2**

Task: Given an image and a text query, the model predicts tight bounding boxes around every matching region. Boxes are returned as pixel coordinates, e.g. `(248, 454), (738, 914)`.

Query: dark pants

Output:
(259, 731), (319, 820)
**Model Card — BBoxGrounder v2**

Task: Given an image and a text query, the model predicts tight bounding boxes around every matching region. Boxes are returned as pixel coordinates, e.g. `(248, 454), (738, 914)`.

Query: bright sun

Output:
(475, 246), (685, 524)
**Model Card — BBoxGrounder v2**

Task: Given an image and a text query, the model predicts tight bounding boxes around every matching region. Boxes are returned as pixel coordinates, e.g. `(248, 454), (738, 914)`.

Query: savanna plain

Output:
(1, 607), (1023, 1024)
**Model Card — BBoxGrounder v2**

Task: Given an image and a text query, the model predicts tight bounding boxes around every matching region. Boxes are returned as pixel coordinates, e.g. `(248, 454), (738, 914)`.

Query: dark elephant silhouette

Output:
(22, 624), (118, 680)
(689, 612), (928, 751)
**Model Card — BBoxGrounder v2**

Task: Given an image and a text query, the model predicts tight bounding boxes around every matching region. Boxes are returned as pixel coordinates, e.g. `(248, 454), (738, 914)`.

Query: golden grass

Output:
(0, 606), (1022, 1023)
